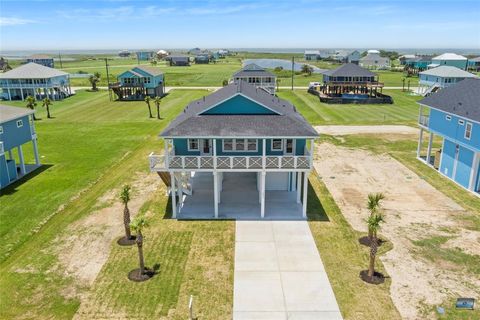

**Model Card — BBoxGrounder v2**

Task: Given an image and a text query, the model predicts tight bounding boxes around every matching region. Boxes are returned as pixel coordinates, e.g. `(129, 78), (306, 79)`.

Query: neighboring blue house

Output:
(467, 56), (480, 72)
(430, 53), (468, 70)
(417, 78), (480, 195)
(194, 54), (210, 64)
(110, 66), (164, 100)
(0, 105), (41, 189)
(402, 55), (433, 71)
(0, 62), (71, 101)
(304, 50), (321, 61)
(167, 55), (190, 66)
(135, 51), (155, 61)
(232, 64), (277, 95)
(26, 54), (54, 68)
(418, 66), (478, 96)
(148, 80), (318, 219)
(332, 50), (361, 64)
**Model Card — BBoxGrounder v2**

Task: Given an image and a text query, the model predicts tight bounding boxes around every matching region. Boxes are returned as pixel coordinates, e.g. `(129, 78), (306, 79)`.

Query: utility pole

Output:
(58, 53), (63, 68)
(105, 58), (112, 101)
(291, 56), (294, 90)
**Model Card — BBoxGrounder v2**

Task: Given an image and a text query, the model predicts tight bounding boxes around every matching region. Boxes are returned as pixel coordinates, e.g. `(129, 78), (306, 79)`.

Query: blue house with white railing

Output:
(110, 66), (164, 100)
(418, 66), (478, 96)
(417, 78), (480, 195)
(149, 80), (318, 219)
(0, 105), (41, 189)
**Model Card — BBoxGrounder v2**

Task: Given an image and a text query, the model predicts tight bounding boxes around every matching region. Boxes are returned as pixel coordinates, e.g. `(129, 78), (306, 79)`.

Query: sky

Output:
(0, 0), (479, 51)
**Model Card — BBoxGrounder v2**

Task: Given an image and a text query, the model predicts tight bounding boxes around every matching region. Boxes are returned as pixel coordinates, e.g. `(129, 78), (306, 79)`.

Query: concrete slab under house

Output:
(149, 80), (318, 219)
(0, 105), (41, 189)
(417, 78), (480, 196)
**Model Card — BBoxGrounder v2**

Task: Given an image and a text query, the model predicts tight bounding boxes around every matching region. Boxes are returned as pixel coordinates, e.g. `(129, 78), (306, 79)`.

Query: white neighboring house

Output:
(359, 50), (390, 69)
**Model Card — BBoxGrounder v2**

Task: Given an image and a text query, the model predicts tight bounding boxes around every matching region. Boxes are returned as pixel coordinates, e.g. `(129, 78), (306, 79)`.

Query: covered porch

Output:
(175, 172), (306, 220)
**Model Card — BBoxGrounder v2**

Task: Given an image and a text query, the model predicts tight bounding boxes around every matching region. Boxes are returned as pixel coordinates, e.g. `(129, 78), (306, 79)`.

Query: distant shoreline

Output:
(1, 48), (480, 58)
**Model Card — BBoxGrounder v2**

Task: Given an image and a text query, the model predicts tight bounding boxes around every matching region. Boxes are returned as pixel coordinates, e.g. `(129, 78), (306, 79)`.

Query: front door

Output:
(284, 139), (294, 155)
(201, 139), (212, 155)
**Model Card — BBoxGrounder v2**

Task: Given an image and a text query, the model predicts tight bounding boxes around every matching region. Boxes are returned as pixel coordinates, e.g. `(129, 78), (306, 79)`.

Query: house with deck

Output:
(110, 66), (164, 100)
(417, 78), (480, 195)
(332, 50), (361, 64)
(418, 66), (478, 96)
(359, 50), (390, 69)
(231, 64), (276, 95)
(403, 55), (433, 72)
(135, 51), (155, 61)
(0, 62), (71, 101)
(467, 57), (480, 72)
(0, 105), (41, 189)
(26, 55), (54, 68)
(430, 53), (468, 70)
(310, 63), (392, 104)
(304, 50), (321, 61)
(149, 80), (318, 219)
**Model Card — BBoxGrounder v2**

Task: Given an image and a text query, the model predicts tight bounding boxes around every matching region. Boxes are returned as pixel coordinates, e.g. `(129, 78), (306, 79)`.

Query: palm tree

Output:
(25, 95), (37, 120)
(120, 185), (132, 240)
(88, 72), (101, 91)
(144, 96), (153, 118)
(154, 96), (161, 119)
(42, 97), (52, 119)
(367, 193), (385, 240)
(130, 216), (149, 275)
(366, 212), (384, 278)
(301, 64), (313, 76)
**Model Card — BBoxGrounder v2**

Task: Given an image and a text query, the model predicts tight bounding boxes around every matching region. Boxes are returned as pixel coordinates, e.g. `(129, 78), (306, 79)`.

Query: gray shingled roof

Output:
(233, 63), (275, 78)
(419, 78), (480, 122)
(134, 66), (163, 76)
(161, 81), (318, 137)
(0, 62), (68, 79)
(322, 63), (376, 77)
(0, 105), (35, 124)
(419, 66), (478, 78)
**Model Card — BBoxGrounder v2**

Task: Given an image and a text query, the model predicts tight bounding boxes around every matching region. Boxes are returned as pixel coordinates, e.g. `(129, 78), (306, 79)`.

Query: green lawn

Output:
(277, 89), (421, 125)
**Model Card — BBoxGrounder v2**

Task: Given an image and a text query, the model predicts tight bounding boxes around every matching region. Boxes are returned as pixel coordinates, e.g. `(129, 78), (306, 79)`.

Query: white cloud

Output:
(0, 17), (35, 26)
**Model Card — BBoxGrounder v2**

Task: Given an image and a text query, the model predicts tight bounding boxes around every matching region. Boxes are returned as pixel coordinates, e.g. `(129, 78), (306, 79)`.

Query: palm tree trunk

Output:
(368, 237), (378, 278)
(148, 104), (152, 118)
(156, 105), (160, 119)
(137, 233), (145, 274)
(123, 204), (131, 239)
(47, 106), (51, 118)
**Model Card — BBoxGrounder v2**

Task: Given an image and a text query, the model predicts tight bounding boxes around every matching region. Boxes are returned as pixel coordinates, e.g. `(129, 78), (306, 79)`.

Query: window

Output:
(16, 120), (23, 128)
(222, 139), (257, 152)
(458, 119), (465, 125)
(465, 123), (472, 140)
(0, 126), (3, 134)
(187, 139), (199, 151)
(271, 139), (283, 151)
(445, 115), (452, 121)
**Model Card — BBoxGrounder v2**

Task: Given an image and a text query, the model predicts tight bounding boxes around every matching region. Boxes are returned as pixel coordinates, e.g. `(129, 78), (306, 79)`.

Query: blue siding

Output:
(440, 139), (456, 178)
(173, 138), (307, 156)
(118, 68), (164, 89)
(455, 145), (474, 188)
(431, 59), (468, 70)
(428, 109), (480, 151)
(0, 115), (32, 151)
(0, 154), (9, 188)
(202, 95), (277, 115)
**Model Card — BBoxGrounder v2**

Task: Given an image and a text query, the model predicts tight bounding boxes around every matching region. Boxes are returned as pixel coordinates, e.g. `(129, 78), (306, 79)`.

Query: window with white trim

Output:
(465, 122), (472, 140)
(445, 115), (451, 121)
(271, 139), (283, 151)
(0, 126), (3, 134)
(187, 139), (199, 151)
(222, 139), (257, 152)
(458, 119), (465, 125)
(16, 120), (23, 128)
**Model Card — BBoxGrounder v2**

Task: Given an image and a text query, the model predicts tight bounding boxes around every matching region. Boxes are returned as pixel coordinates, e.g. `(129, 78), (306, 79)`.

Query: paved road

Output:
(233, 221), (342, 320)
(72, 86), (417, 91)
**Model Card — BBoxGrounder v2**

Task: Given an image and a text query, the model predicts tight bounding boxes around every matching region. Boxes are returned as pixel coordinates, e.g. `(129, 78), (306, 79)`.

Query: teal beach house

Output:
(149, 81), (318, 219)
(417, 78), (480, 195)
(110, 66), (164, 100)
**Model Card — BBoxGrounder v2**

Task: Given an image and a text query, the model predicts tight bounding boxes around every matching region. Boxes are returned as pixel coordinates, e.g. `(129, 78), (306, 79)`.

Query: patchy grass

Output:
(307, 171), (401, 320)
(277, 89), (421, 125)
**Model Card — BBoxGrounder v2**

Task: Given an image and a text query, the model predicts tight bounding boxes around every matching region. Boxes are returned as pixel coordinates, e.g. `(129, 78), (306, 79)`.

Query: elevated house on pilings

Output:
(0, 105), (41, 189)
(110, 66), (164, 101)
(418, 66), (478, 96)
(311, 63), (392, 104)
(26, 54), (54, 68)
(231, 63), (276, 95)
(148, 80), (318, 219)
(417, 78), (480, 195)
(0, 62), (71, 101)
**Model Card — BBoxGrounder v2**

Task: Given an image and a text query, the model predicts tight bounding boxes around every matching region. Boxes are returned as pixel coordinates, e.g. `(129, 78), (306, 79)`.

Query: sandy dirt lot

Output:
(315, 125), (418, 136)
(314, 143), (480, 319)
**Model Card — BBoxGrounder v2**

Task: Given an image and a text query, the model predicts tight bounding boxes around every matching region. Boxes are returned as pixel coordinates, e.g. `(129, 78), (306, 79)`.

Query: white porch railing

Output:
(148, 154), (312, 171)
(419, 115), (429, 127)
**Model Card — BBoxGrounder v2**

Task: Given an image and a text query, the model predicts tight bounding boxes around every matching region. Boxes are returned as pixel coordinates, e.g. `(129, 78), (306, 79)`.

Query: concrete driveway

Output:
(233, 221), (342, 320)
